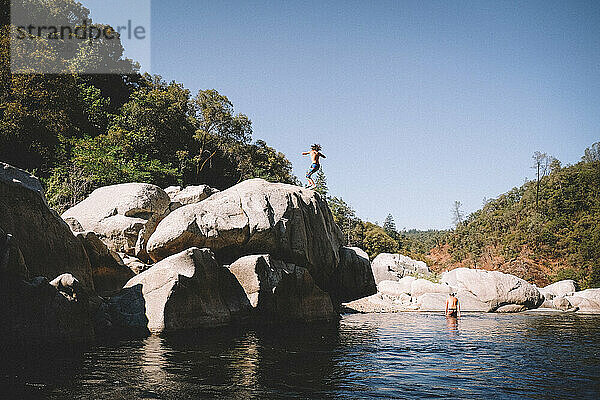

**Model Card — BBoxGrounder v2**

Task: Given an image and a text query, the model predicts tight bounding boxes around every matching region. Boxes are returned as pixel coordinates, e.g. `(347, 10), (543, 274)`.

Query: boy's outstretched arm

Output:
(301, 151), (310, 155)
(319, 152), (326, 158)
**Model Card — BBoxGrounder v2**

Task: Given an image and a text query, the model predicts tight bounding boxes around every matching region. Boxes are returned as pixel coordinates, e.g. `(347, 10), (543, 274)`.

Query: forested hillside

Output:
(0, 0), (297, 213)
(430, 144), (600, 288)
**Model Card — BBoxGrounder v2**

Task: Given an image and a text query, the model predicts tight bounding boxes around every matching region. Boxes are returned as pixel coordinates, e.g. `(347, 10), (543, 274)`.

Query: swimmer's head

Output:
(311, 143), (322, 151)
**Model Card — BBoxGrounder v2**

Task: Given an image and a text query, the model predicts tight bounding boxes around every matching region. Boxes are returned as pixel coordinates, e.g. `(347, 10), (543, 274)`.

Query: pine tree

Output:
(314, 169), (328, 196)
(383, 214), (397, 236)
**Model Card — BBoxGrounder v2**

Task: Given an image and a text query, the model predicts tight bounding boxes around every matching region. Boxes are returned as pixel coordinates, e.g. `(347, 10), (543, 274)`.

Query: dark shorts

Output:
(306, 163), (320, 178)
(447, 309), (457, 317)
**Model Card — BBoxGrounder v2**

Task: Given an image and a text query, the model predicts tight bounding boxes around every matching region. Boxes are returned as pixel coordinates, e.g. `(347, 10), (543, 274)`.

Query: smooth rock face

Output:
(539, 280), (578, 300)
(410, 279), (452, 298)
(336, 247), (377, 303)
(564, 289), (600, 313)
(120, 254), (149, 275)
(0, 162), (94, 289)
(495, 304), (527, 313)
(378, 277), (416, 297)
(0, 227), (28, 280)
(76, 231), (135, 296)
(168, 184), (219, 205)
(62, 183), (170, 259)
(442, 268), (544, 311)
(411, 290), (488, 312)
(147, 179), (343, 296)
(415, 293), (448, 311)
(371, 253), (430, 284)
(228, 255), (335, 323)
(119, 247), (247, 333)
(0, 272), (94, 344)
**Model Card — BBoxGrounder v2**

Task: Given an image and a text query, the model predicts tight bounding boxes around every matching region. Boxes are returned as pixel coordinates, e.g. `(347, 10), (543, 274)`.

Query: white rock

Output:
(410, 279), (452, 298)
(538, 280), (577, 300)
(0, 162), (94, 289)
(146, 179), (343, 299)
(62, 183), (170, 259)
(371, 253), (430, 284)
(170, 184), (219, 205)
(337, 247), (376, 302)
(378, 277), (415, 297)
(565, 289), (600, 313)
(120, 247), (249, 333)
(442, 268), (543, 311)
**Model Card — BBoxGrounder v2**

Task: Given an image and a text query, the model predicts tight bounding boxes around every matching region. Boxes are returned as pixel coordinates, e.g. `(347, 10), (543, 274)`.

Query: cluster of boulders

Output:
(537, 280), (600, 313)
(345, 261), (545, 313)
(0, 162), (376, 342)
(2, 160), (599, 345)
(345, 253), (600, 315)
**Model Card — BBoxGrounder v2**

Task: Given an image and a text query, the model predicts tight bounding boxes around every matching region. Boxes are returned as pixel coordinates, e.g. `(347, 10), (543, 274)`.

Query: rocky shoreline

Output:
(1, 161), (598, 345)
(343, 252), (600, 315)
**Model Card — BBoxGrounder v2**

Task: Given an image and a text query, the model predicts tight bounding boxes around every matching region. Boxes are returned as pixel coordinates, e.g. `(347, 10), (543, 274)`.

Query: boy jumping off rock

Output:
(302, 144), (326, 189)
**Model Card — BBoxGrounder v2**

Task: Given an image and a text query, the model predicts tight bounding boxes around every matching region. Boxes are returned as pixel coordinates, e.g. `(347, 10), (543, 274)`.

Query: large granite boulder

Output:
(228, 255), (335, 323)
(539, 280), (578, 301)
(442, 268), (544, 311)
(62, 183), (171, 262)
(0, 270), (94, 344)
(75, 231), (135, 296)
(564, 289), (600, 313)
(371, 253), (430, 284)
(0, 162), (94, 289)
(115, 247), (249, 333)
(336, 247), (376, 303)
(146, 179), (343, 296)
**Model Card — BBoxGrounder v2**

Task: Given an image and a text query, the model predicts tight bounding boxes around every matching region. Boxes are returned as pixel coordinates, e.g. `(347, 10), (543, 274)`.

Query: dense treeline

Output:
(326, 143), (600, 290)
(326, 192), (443, 261)
(0, 0), (297, 212)
(432, 144), (600, 288)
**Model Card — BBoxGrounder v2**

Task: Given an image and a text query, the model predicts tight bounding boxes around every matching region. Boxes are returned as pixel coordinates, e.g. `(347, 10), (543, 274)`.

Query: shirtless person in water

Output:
(302, 144), (326, 188)
(445, 293), (460, 317)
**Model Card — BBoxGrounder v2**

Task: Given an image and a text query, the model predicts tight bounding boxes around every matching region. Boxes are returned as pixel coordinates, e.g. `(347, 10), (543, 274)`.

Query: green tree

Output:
(362, 222), (399, 259)
(328, 196), (359, 245)
(531, 151), (554, 211)
(582, 142), (600, 163)
(451, 201), (464, 227)
(190, 89), (252, 182)
(235, 140), (298, 184)
(383, 214), (397, 238)
(313, 169), (328, 196)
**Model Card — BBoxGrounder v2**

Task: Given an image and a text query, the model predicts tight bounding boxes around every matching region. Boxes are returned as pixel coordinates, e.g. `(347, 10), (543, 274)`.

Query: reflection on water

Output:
(2, 313), (600, 399)
(446, 315), (459, 333)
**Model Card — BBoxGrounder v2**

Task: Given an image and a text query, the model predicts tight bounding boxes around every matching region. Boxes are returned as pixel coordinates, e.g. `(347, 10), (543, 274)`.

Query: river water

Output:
(2, 312), (600, 399)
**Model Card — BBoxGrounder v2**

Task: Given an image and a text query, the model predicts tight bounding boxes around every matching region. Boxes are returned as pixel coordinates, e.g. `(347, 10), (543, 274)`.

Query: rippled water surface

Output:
(2, 312), (600, 399)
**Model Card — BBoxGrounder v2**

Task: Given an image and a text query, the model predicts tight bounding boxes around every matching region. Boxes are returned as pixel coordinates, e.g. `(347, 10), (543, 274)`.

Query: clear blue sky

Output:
(90, 1), (600, 229)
